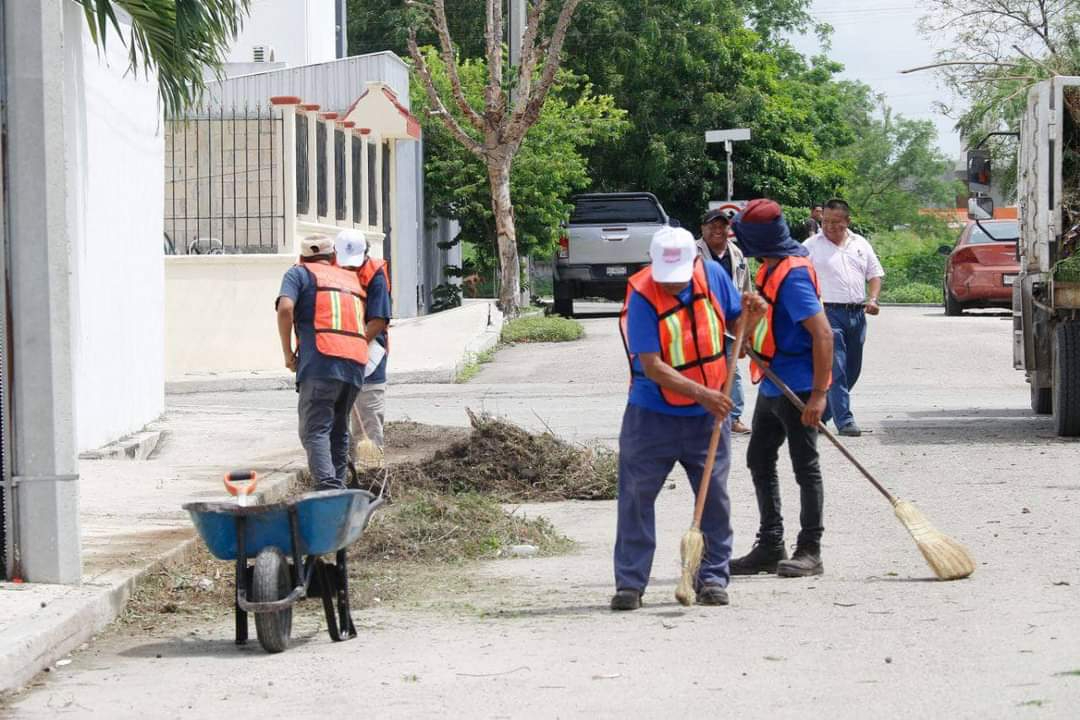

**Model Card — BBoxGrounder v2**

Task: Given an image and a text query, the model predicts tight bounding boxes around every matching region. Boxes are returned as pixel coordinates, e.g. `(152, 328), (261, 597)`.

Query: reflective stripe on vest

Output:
(302, 262), (369, 365)
(749, 256), (819, 384)
(618, 257), (729, 407)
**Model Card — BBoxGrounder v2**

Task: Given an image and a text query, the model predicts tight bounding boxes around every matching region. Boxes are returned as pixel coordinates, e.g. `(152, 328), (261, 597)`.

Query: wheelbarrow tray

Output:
(183, 488), (380, 560)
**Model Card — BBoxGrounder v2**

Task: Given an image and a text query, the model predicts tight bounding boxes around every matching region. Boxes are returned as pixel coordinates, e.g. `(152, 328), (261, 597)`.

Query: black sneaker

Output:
(776, 545), (824, 577)
(729, 540), (788, 575)
(610, 588), (643, 611)
(696, 584), (729, 606)
(838, 423), (862, 437)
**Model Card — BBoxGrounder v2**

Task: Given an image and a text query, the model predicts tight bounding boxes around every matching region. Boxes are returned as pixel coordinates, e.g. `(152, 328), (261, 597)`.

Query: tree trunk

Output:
(488, 160), (520, 315)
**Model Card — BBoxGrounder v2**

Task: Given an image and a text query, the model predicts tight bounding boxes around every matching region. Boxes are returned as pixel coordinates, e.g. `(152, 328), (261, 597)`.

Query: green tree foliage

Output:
(559, 0), (860, 224)
(413, 48), (627, 270)
(839, 104), (962, 233)
(76, 0), (252, 117)
(918, 0), (1080, 197)
(348, 0), (486, 57)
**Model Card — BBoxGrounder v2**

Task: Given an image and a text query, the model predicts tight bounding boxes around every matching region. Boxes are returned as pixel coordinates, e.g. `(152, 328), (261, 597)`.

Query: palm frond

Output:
(75, 0), (252, 117)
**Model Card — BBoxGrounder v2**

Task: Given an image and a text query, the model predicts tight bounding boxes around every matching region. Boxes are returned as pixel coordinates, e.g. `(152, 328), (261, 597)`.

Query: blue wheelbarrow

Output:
(183, 471), (384, 653)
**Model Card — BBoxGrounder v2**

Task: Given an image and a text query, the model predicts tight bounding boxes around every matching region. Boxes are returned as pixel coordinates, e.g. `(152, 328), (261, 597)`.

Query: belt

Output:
(824, 302), (866, 311)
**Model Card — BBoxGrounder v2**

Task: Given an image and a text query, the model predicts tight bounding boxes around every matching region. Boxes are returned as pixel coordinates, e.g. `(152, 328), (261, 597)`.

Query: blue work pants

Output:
(614, 404), (733, 593)
(824, 306), (866, 429)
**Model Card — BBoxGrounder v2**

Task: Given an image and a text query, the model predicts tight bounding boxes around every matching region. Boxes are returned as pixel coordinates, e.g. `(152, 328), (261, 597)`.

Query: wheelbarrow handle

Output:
(224, 470), (259, 496)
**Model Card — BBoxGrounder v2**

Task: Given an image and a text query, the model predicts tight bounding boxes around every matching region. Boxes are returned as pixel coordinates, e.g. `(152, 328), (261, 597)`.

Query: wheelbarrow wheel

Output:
(253, 547), (293, 653)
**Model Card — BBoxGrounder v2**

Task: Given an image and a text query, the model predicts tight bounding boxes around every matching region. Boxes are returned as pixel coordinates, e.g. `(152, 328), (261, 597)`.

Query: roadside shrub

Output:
(501, 316), (584, 343)
(880, 282), (941, 304)
(871, 228), (951, 303)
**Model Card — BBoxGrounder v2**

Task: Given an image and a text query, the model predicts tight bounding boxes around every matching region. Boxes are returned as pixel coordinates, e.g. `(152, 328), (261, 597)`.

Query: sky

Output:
(789, 0), (964, 161)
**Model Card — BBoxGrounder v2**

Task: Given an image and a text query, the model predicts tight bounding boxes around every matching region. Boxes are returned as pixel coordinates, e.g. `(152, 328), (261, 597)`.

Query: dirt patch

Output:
(381, 420), (470, 464)
(356, 410), (617, 502)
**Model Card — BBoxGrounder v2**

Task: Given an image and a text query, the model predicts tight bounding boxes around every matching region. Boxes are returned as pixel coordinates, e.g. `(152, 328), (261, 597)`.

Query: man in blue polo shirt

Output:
(335, 231), (392, 457)
(729, 199), (834, 578)
(612, 227), (766, 611)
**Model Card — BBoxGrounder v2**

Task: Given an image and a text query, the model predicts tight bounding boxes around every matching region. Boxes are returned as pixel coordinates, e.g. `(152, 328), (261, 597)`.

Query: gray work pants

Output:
(350, 382), (387, 451)
(298, 378), (360, 490)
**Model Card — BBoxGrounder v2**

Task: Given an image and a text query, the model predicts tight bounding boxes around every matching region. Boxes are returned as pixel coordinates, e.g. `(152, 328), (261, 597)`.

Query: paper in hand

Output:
(365, 341), (386, 377)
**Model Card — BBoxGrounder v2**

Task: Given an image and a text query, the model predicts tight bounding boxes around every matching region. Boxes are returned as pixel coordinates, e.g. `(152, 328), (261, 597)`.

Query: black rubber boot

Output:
(729, 540), (788, 575)
(776, 544), (824, 577)
(610, 588), (643, 611)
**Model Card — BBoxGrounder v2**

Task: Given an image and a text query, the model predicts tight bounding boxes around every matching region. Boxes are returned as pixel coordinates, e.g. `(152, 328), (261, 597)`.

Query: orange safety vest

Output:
(749, 256), (820, 384)
(301, 261), (369, 365)
(356, 258), (390, 355)
(619, 257), (728, 407)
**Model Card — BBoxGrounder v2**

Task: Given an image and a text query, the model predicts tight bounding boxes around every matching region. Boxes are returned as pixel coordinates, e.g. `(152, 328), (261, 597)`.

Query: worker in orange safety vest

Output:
(276, 234), (368, 490)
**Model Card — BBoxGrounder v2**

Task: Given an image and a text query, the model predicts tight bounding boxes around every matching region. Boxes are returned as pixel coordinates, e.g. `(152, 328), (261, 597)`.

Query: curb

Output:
(0, 468), (301, 695)
(79, 430), (164, 460)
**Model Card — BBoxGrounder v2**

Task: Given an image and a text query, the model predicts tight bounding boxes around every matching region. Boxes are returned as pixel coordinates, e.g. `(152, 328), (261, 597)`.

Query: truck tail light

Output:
(558, 235), (569, 259)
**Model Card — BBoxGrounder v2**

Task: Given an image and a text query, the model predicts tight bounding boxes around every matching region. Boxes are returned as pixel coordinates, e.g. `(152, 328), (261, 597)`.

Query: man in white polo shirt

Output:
(803, 199), (884, 437)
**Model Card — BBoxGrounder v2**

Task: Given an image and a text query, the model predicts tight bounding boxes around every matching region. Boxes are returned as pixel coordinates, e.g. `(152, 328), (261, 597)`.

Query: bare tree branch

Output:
(506, 0), (583, 143)
(406, 34), (485, 158)
(412, 0), (486, 133)
(512, 0), (549, 118)
(484, 0), (505, 124)
(900, 60), (1022, 74)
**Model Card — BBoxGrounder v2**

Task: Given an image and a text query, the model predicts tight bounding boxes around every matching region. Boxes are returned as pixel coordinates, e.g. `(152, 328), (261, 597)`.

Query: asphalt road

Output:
(5, 305), (1079, 719)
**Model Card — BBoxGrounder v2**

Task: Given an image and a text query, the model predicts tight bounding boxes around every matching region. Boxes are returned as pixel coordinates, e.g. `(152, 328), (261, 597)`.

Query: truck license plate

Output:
(606, 265), (627, 276)
(1003, 274), (1017, 286)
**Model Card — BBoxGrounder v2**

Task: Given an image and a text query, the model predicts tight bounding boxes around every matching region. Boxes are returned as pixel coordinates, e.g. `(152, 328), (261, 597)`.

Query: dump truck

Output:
(978, 76), (1080, 435)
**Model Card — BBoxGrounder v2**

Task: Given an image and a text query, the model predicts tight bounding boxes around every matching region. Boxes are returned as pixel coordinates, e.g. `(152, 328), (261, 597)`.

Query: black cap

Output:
(702, 208), (735, 225)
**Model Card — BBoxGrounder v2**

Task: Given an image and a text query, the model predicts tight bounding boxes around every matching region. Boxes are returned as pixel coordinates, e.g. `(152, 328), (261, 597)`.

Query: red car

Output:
(941, 219), (1020, 315)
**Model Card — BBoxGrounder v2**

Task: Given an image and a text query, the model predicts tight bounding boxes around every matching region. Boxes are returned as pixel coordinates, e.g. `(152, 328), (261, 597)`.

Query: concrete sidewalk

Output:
(165, 299), (503, 393)
(0, 299), (503, 694)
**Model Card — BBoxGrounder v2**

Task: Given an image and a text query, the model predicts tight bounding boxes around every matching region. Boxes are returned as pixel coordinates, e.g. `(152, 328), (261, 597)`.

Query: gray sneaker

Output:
(776, 545), (824, 577)
(696, 584), (730, 606)
(610, 588), (642, 611)
(838, 423), (862, 437)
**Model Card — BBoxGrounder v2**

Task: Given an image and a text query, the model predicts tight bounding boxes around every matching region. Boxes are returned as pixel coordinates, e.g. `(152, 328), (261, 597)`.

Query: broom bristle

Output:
(893, 500), (975, 580)
(355, 438), (384, 469)
(675, 528), (705, 606)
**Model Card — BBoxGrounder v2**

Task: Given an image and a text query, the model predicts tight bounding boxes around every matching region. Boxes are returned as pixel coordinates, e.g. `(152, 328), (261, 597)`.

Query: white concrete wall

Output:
(63, 4), (165, 452)
(165, 255), (295, 378)
(226, 0), (337, 67)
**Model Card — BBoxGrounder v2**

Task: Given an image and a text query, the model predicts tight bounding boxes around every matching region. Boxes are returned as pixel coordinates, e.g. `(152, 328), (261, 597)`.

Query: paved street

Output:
(5, 306), (1079, 719)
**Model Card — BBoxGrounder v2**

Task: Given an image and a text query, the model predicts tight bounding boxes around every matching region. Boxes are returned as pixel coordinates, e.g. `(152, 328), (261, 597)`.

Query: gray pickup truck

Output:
(552, 192), (676, 317)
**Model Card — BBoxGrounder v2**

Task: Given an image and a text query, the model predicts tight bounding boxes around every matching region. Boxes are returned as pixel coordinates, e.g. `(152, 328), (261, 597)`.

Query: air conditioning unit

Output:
(252, 45), (275, 63)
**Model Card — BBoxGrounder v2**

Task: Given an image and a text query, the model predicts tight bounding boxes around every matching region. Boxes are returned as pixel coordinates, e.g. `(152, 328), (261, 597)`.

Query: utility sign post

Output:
(705, 128), (751, 201)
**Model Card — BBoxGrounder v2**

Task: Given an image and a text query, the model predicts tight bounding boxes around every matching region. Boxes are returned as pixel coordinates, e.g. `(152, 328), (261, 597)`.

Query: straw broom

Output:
(743, 344), (975, 581)
(675, 315), (748, 606)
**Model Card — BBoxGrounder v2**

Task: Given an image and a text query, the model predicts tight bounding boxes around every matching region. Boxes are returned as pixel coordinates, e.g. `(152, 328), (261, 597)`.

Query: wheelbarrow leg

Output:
(335, 549), (357, 639)
(234, 518), (249, 645)
(317, 559), (343, 641)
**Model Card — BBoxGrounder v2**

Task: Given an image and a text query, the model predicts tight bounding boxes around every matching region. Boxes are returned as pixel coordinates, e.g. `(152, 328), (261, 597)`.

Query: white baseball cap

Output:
(334, 230), (368, 267)
(649, 227), (696, 283)
(299, 234), (335, 258)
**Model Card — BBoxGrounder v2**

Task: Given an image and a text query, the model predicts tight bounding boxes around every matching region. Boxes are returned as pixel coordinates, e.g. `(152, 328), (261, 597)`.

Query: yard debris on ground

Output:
(355, 409), (618, 502)
(121, 412), (614, 630)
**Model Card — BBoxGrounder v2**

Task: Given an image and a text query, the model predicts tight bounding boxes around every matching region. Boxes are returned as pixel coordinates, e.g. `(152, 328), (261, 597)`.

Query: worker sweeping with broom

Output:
(612, 227), (766, 611)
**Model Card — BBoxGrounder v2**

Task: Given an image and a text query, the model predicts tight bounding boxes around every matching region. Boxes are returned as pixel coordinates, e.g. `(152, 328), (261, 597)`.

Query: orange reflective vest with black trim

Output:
(357, 258), (391, 354)
(302, 261), (369, 365)
(618, 257), (728, 407)
(749, 256), (820, 384)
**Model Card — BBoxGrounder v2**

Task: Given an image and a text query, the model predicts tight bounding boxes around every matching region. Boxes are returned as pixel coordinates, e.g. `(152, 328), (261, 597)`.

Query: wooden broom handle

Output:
(740, 343), (897, 505)
(691, 314), (748, 529)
